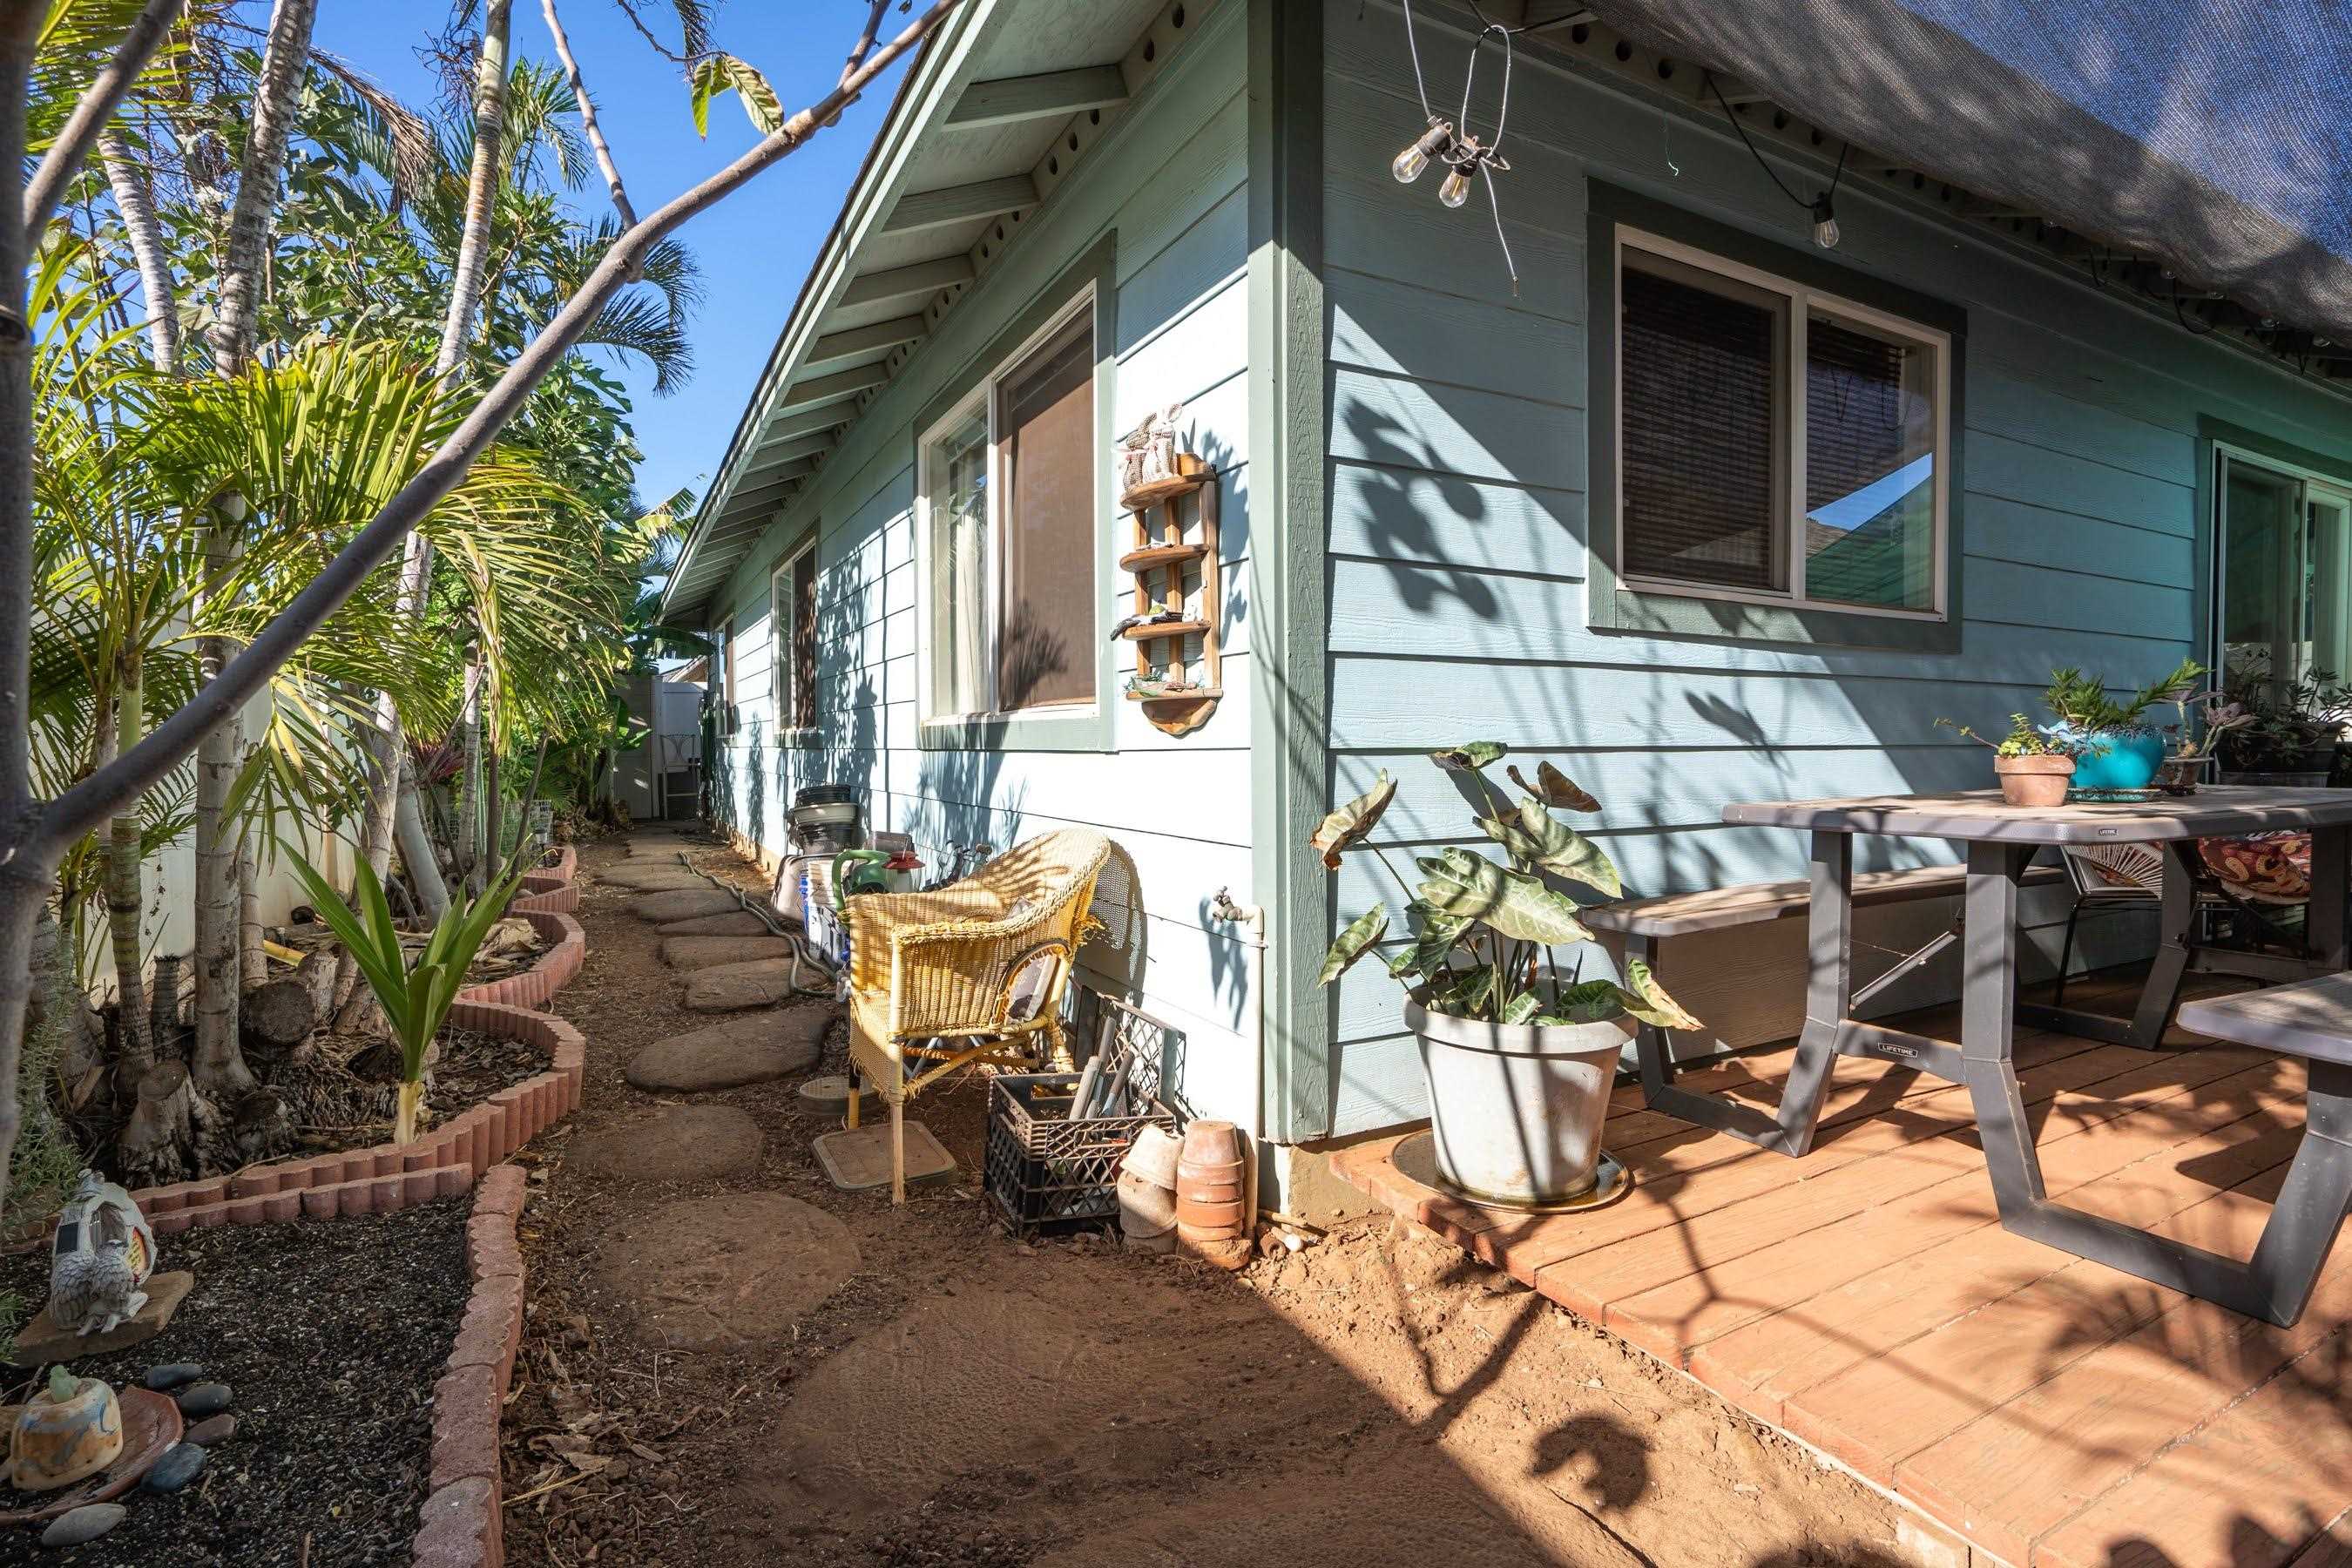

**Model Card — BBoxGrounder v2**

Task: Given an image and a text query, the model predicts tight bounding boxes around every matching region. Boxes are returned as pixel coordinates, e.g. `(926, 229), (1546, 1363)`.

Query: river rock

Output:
(142, 1362), (205, 1391)
(141, 1442), (207, 1493)
(185, 1414), (238, 1446)
(176, 1382), (232, 1418)
(41, 1504), (126, 1547)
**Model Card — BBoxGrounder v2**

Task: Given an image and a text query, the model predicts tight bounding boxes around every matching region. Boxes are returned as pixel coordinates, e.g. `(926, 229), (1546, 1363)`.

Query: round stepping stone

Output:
(598, 1193), (857, 1352)
(43, 1504), (126, 1548)
(176, 1382), (232, 1418)
(569, 1104), (765, 1182)
(631, 889), (747, 923)
(141, 1442), (207, 1493)
(656, 911), (781, 937)
(683, 958), (808, 1013)
(625, 1010), (829, 1092)
(661, 935), (798, 970)
(598, 866), (712, 892)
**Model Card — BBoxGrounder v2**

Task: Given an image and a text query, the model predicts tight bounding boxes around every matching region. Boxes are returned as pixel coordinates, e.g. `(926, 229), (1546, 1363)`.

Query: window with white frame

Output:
(770, 541), (816, 739)
(717, 615), (738, 735)
(1614, 226), (1950, 618)
(918, 290), (1098, 721)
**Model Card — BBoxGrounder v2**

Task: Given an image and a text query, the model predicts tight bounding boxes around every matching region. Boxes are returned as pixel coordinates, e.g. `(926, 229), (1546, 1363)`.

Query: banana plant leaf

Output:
(1317, 903), (1389, 985)
(1416, 847), (1596, 946)
(1508, 761), (1602, 812)
(1309, 770), (1396, 869)
(1480, 797), (1622, 896)
(1430, 740), (1507, 773)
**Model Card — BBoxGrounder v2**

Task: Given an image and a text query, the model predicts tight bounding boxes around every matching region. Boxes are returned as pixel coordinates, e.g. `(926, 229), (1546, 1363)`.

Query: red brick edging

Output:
(454, 910), (585, 1010)
(128, 1002), (585, 1235)
(414, 1163), (527, 1568)
(512, 845), (578, 915)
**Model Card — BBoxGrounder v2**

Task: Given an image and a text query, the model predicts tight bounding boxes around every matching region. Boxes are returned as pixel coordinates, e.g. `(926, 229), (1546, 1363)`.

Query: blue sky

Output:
(304, 2), (916, 512)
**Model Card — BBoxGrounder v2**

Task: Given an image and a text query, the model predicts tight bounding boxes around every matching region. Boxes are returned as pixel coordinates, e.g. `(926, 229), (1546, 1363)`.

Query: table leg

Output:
(1632, 831), (1846, 1158)
(1963, 840), (2047, 1210)
(2310, 825), (2349, 970)
(2123, 841), (2198, 1051)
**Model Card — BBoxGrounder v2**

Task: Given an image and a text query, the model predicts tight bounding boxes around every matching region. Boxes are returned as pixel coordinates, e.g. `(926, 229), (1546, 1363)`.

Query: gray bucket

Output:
(1406, 988), (1632, 1208)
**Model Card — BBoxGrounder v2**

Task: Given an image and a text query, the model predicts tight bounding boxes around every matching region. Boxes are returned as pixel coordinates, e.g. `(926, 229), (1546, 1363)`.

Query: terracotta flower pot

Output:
(1995, 754), (2074, 808)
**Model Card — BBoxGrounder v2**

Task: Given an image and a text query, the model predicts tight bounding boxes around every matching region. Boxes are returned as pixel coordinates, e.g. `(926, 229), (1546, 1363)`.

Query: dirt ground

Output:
(501, 830), (1929, 1568)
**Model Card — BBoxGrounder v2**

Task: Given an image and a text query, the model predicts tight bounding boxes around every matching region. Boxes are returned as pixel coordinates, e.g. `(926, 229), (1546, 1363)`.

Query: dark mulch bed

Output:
(274, 1024), (548, 1161)
(0, 1197), (472, 1567)
(422, 1024), (548, 1113)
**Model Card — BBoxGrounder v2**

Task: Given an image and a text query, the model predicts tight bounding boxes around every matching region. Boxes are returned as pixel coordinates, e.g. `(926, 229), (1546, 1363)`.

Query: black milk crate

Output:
(984, 1071), (1176, 1239)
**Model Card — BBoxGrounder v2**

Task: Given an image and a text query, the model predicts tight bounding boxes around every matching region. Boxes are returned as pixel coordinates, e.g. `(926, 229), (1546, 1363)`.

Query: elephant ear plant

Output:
(1309, 744), (1698, 1031)
(286, 852), (533, 1145)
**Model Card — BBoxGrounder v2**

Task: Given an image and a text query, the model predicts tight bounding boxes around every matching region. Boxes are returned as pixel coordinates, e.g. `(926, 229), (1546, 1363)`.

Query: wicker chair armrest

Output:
(844, 887), (1004, 996)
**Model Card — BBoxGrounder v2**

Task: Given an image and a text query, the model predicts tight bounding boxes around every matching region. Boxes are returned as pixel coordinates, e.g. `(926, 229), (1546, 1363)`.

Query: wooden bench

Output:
(1585, 862), (2061, 1153)
(2166, 975), (2352, 1324)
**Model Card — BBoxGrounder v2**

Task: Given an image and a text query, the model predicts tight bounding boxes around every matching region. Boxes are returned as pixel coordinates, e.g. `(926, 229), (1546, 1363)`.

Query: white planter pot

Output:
(1406, 988), (1632, 1207)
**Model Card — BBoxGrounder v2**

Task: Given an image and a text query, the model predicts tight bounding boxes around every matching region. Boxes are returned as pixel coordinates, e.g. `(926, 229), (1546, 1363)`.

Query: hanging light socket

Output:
(1809, 193), (1840, 249)
(1392, 117), (1456, 184)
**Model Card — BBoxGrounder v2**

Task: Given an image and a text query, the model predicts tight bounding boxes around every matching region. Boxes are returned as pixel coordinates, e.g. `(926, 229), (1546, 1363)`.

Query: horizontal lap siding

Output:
(708, 3), (1259, 1125)
(1311, 0), (2352, 1138)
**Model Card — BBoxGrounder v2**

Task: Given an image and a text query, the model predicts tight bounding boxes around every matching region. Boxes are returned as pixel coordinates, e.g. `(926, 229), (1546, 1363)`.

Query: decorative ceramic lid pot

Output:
(10, 1372), (124, 1493)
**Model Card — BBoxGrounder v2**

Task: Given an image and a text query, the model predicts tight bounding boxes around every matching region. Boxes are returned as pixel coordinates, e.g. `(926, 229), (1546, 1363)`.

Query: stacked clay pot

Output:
(1117, 1125), (1182, 1254)
(1174, 1120), (1252, 1270)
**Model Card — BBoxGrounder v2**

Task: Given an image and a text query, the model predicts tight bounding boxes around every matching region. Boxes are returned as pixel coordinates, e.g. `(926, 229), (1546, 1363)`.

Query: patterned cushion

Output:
(2197, 832), (2312, 905)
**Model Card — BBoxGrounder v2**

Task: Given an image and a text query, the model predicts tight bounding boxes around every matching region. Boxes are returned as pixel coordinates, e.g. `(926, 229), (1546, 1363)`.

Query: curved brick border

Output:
(513, 844), (578, 916)
(129, 1003), (585, 1235)
(414, 1163), (526, 1568)
(455, 910), (585, 1010)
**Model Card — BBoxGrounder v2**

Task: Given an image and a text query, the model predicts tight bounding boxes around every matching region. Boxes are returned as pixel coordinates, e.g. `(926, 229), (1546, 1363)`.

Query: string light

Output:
(1707, 71), (1849, 251)
(1392, 0), (1520, 291)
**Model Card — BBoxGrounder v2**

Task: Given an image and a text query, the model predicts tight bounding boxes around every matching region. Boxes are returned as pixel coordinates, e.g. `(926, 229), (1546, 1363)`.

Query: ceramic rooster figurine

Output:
(47, 1170), (155, 1336)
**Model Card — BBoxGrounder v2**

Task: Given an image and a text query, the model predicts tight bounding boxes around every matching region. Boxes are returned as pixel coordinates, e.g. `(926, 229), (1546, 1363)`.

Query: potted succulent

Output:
(2044, 658), (2205, 792)
(2213, 669), (2348, 785)
(1936, 713), (2079, 807)
(1308, 745), (1699, 1208)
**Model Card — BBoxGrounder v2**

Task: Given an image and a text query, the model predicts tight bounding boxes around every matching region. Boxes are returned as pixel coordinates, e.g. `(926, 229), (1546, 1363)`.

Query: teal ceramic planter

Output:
(2071, 727), (2166, 791)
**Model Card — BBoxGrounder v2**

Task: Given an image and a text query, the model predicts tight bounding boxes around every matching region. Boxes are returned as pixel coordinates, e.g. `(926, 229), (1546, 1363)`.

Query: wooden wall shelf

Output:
(1120, 453), (1220, 737)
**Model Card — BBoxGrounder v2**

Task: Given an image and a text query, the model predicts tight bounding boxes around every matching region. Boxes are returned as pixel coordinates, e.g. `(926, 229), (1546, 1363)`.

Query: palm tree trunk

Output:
(193, 0), (318, 1102)
(102, 651), (151, 1075)
(456, 655), (483, 889)
(360, 0), (515, 913)
(239, 841), (264, 987)
(98, 126), (178, 375)
(395, 760), (450, 913)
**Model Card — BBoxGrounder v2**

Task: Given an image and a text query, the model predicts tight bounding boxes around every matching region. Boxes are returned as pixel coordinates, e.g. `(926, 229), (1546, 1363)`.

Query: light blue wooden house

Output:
(661, 0), (2352, 1209)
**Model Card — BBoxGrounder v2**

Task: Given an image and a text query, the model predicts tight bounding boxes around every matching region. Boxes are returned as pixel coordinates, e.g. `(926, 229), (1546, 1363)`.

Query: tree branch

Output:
(207, 0), (319, 378)
(840, 0), (889, 89)
(21, 0), (184, 249)
(542, 0), (634, 228)
(32, 0), (970, 857)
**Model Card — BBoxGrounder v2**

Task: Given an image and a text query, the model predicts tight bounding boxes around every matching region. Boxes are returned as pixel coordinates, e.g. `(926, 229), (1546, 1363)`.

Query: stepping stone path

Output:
(683, 957), (807, 1012)
(631, 889), (745, 923)
(597, 866), (712, 892)
(569, 1104), (766, 1182)
(655, 910), (778, 937)
(598, 1193), (857, 1352)
(660, 935), (798, 969)
(625, 1010), (828, 1092)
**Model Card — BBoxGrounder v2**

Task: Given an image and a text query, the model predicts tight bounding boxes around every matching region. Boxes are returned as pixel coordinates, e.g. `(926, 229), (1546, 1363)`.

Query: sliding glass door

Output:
(2215, 449), (2352, 698)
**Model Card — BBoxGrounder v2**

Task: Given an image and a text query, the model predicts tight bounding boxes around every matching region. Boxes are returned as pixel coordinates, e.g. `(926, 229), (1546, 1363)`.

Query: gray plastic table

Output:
(1691, 787), (2352, 1324)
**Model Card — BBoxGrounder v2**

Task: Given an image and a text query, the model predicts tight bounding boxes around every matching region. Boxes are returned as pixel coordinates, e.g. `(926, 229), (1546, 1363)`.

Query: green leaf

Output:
(1384, 898), (1470, 980)
(1309, 770), (1396, 868)
(1499, 990), (1544, 1025)
(1416, 848), (1596, 946)
(1544, 978), (1629, 1024)
(1430, 740), (1507, 774)
(1317, 904), (1389, 985)
(1617, 958), (1702, 1031)
(1451, 964), (1497, 1017)
(1508, 761), (1601, 812)
(690, 53), (783, 137)
(1511, 798), (1622, 896)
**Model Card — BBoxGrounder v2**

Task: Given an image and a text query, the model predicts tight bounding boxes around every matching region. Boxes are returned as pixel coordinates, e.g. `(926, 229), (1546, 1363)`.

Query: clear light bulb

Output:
(1810, 195), (1839, 249)
(1392, 118), (1453, 184)
(1438, 167), (1471, 208)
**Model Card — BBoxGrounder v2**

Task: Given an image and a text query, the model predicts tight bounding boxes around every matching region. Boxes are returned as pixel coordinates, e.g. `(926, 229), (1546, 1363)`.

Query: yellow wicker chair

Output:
(844, 828), (1113, 1201)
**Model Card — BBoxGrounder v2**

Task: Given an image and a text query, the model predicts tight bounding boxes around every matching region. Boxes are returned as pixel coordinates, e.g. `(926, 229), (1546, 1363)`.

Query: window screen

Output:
(1620, 258), (1786, 591)
(792, 548), (818, 729)
(1803, 312), (1936, 611)
(997, 318), (1097, 709)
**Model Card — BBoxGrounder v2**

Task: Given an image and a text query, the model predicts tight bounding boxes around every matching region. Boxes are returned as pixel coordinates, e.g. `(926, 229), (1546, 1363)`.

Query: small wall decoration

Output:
(1113, 406), (1220, 737)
